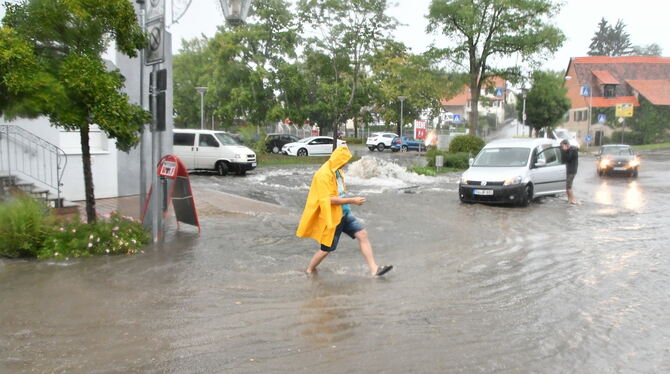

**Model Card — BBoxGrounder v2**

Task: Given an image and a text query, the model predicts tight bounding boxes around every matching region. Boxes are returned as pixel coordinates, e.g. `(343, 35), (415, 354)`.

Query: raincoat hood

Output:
(296, 146), (351, 246)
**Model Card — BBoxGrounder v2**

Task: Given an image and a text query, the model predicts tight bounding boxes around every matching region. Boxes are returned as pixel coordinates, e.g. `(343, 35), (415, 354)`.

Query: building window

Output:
(604, 84), (616, 98)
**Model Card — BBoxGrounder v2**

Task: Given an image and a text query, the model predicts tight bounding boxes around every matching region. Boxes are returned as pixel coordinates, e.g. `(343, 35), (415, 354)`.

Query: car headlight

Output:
(503, 176), (522, 186)
(599, 159), (610, 168)
(460, 176), (468, 184)
(629, 159), (640, 167)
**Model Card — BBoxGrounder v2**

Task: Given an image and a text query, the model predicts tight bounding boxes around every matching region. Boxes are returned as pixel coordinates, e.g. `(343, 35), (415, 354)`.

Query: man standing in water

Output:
(297, 146), (393, 276)
(561, 139), (578, 204)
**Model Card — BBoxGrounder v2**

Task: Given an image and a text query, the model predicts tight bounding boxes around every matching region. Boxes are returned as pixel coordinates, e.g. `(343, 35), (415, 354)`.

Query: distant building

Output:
(440, 77), (509, 130)
(563, 56), (670, 144)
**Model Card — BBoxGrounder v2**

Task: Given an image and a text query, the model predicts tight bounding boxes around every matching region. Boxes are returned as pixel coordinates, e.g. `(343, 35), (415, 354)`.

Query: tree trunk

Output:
(80, 123), (96, 223)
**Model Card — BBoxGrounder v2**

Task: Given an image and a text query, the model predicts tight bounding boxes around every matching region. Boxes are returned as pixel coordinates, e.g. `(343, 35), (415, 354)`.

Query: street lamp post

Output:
(195, 87), (208, 130)
(521, 90), (527, 136)
(398, 96), (406, 137)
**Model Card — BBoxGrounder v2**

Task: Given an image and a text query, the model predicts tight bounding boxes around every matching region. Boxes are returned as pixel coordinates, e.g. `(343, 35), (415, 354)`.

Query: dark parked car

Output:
(390, 136), (427, 152)
(596, 144), (639, 177)
(265, 133), (300, 154)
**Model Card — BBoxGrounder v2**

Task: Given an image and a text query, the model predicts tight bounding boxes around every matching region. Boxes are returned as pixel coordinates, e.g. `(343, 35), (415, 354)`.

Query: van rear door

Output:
(173, 132), (196, 169)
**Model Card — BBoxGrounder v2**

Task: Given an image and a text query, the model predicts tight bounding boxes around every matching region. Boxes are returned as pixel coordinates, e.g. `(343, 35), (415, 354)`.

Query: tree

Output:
(516, 71), (570, 136)
(632, 43), (663, 56)
(1, 0), (149, 223)
(427, 0), (565, 137)
(298, 0), (398, 149)
(588, 18), (633, 56)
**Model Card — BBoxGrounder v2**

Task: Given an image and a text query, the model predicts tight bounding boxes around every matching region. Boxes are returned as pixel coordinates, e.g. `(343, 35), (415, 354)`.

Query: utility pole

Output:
(398, 96), (406, 137)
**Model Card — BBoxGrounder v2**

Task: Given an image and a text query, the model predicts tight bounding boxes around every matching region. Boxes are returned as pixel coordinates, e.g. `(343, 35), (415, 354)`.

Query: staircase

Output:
(0, 125), (76, 212)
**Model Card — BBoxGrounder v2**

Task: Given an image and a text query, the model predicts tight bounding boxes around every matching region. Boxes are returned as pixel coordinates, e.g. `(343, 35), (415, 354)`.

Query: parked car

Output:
(281, 136), (347, 156)
(538, 127), (580, 148)
(390, 136), (427, 152)
(459, 138), (566, 206)
(172, 129), (256, 176)
(366, 132), (398, 152)
(596, 144), (639, 177)
(265, 133), (300, 154)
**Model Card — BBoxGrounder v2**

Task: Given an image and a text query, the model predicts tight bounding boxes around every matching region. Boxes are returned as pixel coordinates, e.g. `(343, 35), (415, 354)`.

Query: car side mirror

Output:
(468, 158), (474, 166)
(534, 159), (546, 168)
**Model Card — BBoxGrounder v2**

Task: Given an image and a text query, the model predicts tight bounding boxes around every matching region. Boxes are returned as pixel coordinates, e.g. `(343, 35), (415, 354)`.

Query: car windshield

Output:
(297, 137), (313, 143)
(473, 147), (530, 167)
(215, 133), (239, 145)
(602, 146), (632, 155)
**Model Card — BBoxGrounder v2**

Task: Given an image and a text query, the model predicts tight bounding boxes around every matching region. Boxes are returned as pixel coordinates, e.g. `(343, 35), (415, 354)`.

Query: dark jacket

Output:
(562, 147), (578, 175)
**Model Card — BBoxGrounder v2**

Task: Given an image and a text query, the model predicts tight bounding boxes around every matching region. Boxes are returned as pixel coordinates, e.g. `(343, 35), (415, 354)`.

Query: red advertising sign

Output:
(414, 120), (427, 140)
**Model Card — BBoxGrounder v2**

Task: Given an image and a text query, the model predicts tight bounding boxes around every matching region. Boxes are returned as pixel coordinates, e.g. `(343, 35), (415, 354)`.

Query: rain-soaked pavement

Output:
(1, 143), (670, 373)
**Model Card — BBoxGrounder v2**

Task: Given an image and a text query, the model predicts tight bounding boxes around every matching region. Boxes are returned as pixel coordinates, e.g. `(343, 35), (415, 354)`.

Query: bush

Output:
(448, 135), (485, 155)
(342, 137), (363, 145)
(608, 131), (644, 145)
(0, 194), (50, 258)
(38, 212), (151, 259)
(425, 148), (470, 169)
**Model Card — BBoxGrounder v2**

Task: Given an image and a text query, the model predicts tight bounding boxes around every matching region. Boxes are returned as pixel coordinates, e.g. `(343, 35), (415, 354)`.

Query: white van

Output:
(172, 129), (256, 176)
(458, 138), (566, 206)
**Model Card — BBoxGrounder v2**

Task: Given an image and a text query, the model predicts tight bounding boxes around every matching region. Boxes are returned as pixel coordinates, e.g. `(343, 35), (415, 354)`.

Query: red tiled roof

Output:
(441, 85), (469, 106)
(590, 96), (640, 108)
(573, 56), (670, 64)
(626, 80), (670, 105)
(592, 70), (619, 84)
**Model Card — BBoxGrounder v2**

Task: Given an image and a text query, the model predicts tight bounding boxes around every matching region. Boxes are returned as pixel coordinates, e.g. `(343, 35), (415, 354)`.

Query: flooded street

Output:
(2, 146), (669, 373)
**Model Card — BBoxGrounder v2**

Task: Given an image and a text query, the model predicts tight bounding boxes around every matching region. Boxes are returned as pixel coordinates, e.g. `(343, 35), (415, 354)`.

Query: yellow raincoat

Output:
(296, 146), (352, 246)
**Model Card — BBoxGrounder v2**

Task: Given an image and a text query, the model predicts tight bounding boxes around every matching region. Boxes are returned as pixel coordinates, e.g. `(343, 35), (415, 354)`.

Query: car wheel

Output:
(597, 169), (603, 177)
(368, 146), (375, 151)
(236, 167), (247, 176)
(632, 169), (638, 178)
(216, 161), (228, 176)
(377, 143), (385, 152)
(401, 145), (408, 152)
(519, 184), (533, 207)
(297, 148), (308, 156)
(272, 146), (279, 154)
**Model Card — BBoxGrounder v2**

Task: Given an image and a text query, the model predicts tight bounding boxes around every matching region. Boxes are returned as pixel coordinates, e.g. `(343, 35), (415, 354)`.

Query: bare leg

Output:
(567, 189), (577, 204)
(354, 229), (379, 275)
(306, 250), (329, 273)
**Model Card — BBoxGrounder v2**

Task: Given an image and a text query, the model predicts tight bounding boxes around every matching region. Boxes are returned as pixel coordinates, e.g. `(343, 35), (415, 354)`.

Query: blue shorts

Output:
(320, 214), (364, 252)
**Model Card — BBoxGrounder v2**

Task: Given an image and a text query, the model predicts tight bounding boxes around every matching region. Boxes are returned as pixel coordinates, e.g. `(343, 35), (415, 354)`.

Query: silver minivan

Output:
(458, 138), (566, 206)
(172, 129), (256, 176)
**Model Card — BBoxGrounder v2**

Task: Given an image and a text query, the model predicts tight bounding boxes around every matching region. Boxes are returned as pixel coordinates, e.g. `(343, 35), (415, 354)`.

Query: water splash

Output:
(344, 156), (452, 191)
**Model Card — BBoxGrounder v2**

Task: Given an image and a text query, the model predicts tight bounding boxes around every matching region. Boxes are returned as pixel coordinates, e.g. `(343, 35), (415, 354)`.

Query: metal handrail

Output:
(0, 125), (67, 207)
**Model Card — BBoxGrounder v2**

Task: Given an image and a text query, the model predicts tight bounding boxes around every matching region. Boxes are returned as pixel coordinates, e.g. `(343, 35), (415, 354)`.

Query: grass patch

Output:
(409, 166), (460, 176)
(633, 142), (670, 151)
(258, 153), (360, 166)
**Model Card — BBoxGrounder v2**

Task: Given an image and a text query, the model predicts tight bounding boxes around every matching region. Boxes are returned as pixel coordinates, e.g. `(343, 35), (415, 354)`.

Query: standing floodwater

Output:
(1, 149), (669, 373)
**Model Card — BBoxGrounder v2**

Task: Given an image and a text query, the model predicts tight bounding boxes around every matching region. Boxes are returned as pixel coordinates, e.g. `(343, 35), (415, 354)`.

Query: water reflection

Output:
(624, 180), (644, 211)
(594, 179), (645, 212)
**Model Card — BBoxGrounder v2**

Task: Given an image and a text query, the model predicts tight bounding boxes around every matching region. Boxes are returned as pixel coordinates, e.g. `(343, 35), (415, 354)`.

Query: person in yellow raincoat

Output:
(297, 146), (393, 276)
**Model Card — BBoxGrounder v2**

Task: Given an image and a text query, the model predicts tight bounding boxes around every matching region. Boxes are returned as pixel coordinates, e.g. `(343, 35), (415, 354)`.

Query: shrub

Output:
(38, 212), (151, 259)
(608, 131), (644, 145)
(0, 194), (50, 258)
(342, 136), (363, 145)
(425, 148), (470, 169)
(448, 135), (485, 155)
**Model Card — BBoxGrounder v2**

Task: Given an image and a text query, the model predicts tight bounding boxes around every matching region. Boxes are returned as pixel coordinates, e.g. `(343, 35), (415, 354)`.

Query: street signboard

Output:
(453, 114), (461, 123)
(585, 135), (592, 143)
(580, 86), (590, 97)
(145, 18), (165, 65)
(414, 120), (426, 140)
(598, 114), (606, 124)
(615, 103), (634, 117)
(146, 0), (165, 22)
(495, 88), (503, 97)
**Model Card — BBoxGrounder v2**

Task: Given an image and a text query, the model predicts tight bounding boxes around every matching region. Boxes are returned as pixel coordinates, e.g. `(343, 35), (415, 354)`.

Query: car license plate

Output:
(613, 167), (625, 171)
(252, 162), (257, 167)
(473, 189), (493, 196)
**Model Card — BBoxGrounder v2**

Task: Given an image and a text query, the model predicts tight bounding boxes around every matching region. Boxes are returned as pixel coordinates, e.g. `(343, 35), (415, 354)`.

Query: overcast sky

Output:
(166, 0), (669, 73)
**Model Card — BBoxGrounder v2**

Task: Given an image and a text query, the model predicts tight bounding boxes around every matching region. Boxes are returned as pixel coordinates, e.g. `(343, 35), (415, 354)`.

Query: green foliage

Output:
(448, 135), (485, 155)
(38, 212), (150, 259)
(0, 195), (50, 258)
(607, 131), (644, 146)
(342, 137), (363, 145)
(632, 43), (663, 56)
(427, 0), (565, 135)
(425, 148), (470, 169)
(588, 18), (633, 56)
(517, 70), (571, 134)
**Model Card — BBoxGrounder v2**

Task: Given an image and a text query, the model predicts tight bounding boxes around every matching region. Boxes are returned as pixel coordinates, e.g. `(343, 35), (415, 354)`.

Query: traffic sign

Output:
(597, 114), (606, 124)
(145, 18), (165, 65)
(495, 88), (503, 97)
(146, 0), (165, 22)
(615, 103), (634, 117)
(453, 114), (461, 123)
(585, 135), (592, 143)
(580, 86), (590, 97)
